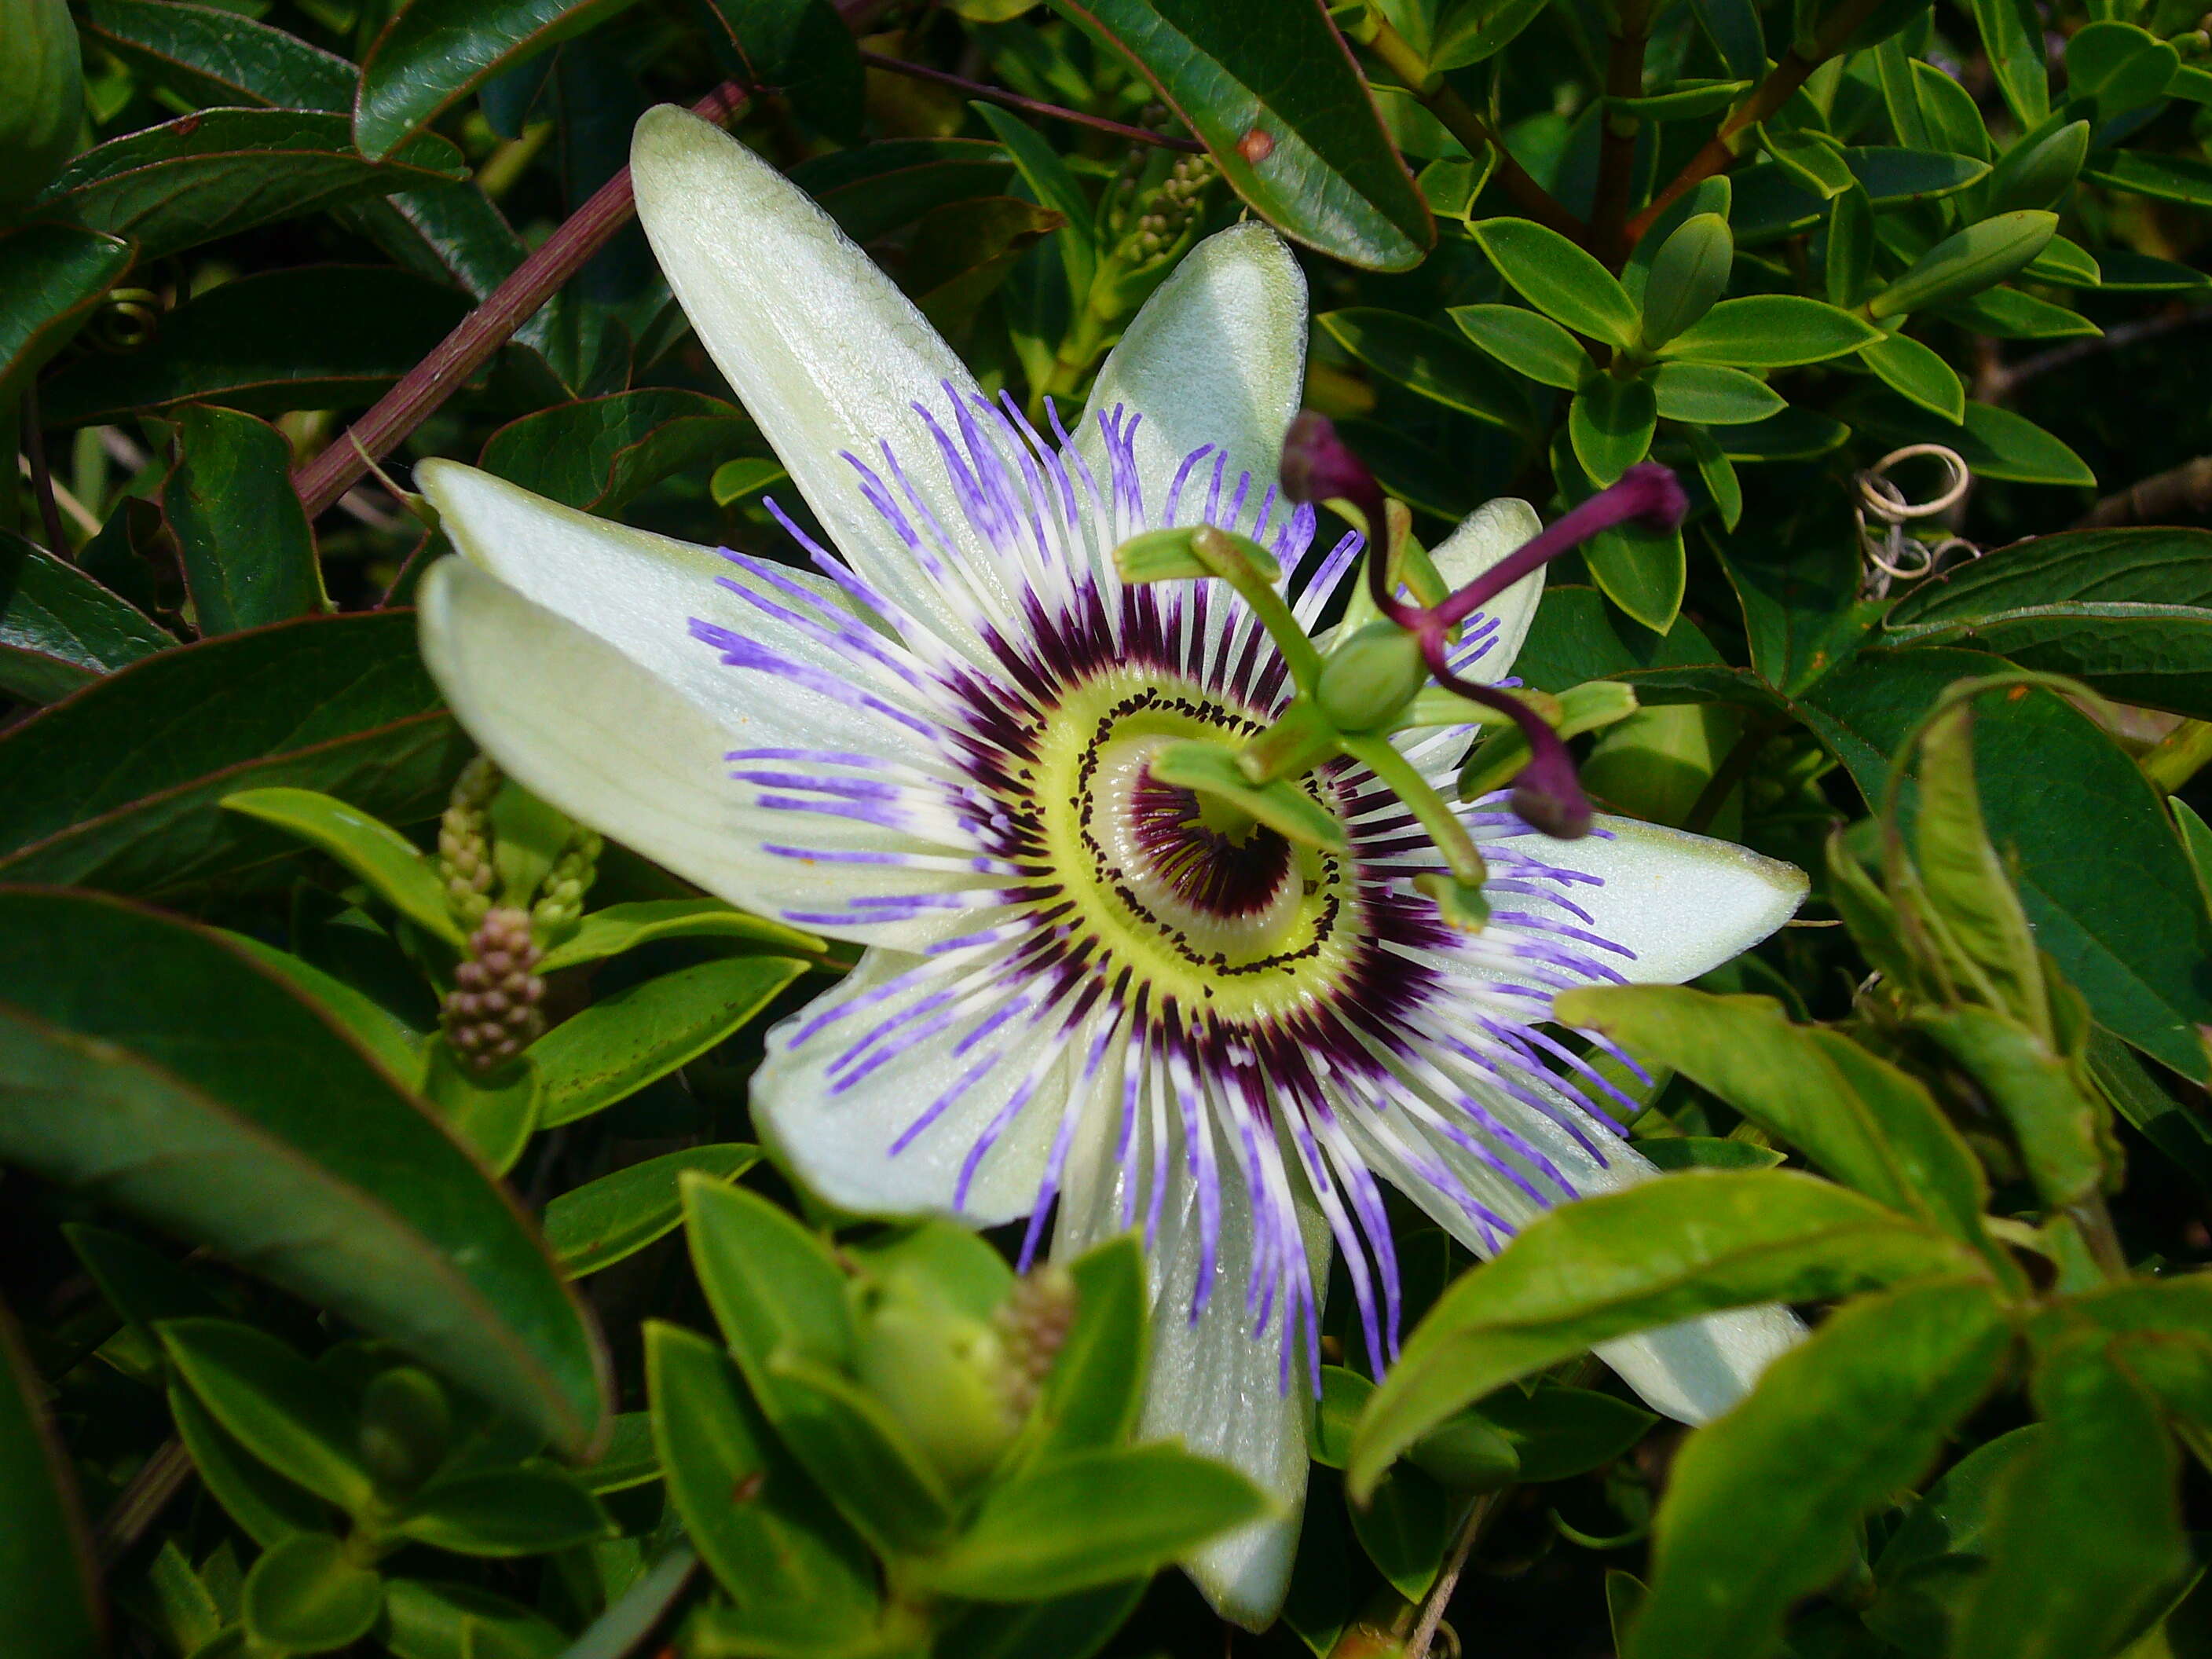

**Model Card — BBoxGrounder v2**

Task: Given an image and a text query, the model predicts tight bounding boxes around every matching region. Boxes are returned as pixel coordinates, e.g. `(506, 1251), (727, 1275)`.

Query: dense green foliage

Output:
(12, 0), (2212, 1654)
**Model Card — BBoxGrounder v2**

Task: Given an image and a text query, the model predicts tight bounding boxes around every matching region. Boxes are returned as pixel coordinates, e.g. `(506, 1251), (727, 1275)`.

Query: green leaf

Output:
(395, 1465), (613, 1555)
(419, 1042), (540, 1175)
(543, 1144), (761, 1278)
(355, 0), (643, 159)
(82, 0), (355, 109)
(1935, 286), (2099, 340)
(242, 1533), (384, 1654)
(969, 103), (1097, 310)
(380, 1580), (569, 1659)
(1148, 740), (1348, 850)
(1842, 146), (1990, 203)
(2021, 234), (2100, 287)
(1478, 1382), (1657, 1481)
(169, 1383), (332, 1546)
(0, 529), (169, 704)
(2082, 148), (2212, 207)
(709, 457), (788, 507)
(1717, 512), (1883, 694)
(1555, 986), (2001, 1257)
(1570, 375), (1657, 485)
(1800, 657), (2212, 1074)
(1555, 437), (1684, 632)
(2067, 21), (2177, 120)
(789, 139), (1014, 244)
(1350, 1460), (1454, 1599)
(478, 390), (756, 516)
(580, 1412), (659, 1495)
(1968, 0), (2050, 125)
(1638, 213), (1734, 347)
(0, 222), (134, 407)
(1915, 1006), (2105, 1209)
(221, 787), (463, 947)
(683, 1173), (854, 1378)
(0, 889), (608, 1455)
(1684, 425), (1742, 529)
(701, 0), (861, 141)
(1025, 1235), (1147, 1461)
(1863, 1423), (2045, 1654)
(1051, 0), (1434, 271)
(33, 110), (467, 260)
(159, 1319), (376, 1511)
(1625, 1280), (2012, 1659)
(537, 898), (822, 972)
(1659, 295), (1881, 367)
(1826, 185), (1874, 309)
(928, 1584), (1146, 1659)
(1859, 331), (1965, 423)
(1650, 362), (1783, 426)
(163, 403), (323, 635)
(916, 1444), (1267, 1600)
(1473, 218), (1640, 348)
(764, 1348), (958, 1555)
(1346, 1170), (1987, 1498)
(645, 1321), (878, 1638)
(1511, 584), (1724, 694)
(1881, 527), (2212, 718)
(1635, 1136), (1785, 1170)
(533, 955), (806, 1129)
(1318, 309), (1529, 430)
(40, 266), (471, 426)
(218, 932), (424, 1084)
(0, 1296), (101, 1659)
(1845, 393), (2093, 487)
(0, 611), (467, 895)
(1448, 303), (1589, 391)
(1951, 1337), (2189, 1659)
(1870, 211), (2058, 320)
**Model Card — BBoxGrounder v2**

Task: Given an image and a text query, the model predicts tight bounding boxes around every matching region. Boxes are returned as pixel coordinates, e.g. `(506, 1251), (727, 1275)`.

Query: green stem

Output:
(1343, 732), (1489, 886)
(2141, 717), (2212, 793)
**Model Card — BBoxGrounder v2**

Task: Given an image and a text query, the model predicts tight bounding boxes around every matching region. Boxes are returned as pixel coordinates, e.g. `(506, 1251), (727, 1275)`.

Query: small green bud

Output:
(1639, 214), (1734, 349)
(1415, 870), (1492, 932)
(358, 1367), (451, 1495)
(0, 0), (83, 213)
(1869, 211), (2058, 320)
(854, 1282), (1019, 1489)
(1986, 119), (2090, 214)
(1115, 526), (1281, 586)
(1315, 621), (1426, 734)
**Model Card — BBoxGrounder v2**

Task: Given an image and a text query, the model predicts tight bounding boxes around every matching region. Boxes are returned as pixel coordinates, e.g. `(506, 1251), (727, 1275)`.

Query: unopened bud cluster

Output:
(437, 756), (500, 931)
(442, 906), (544, 1072)
(1126, 152), (1217, 262)
(532, 827), (602, 940)
(994, 1263), (1077, 1418)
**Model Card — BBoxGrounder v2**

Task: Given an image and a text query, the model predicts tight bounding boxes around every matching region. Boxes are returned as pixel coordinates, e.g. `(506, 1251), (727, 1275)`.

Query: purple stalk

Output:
(1433, 463), (1687, 628)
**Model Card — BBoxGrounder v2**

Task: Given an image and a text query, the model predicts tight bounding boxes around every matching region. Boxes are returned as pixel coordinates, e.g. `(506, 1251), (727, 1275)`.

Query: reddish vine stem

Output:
(857, 50), (1204, 152)
(20, 387), (70, 558)
(290, 81), (753, 521)
(1590, 0), (1650, 269)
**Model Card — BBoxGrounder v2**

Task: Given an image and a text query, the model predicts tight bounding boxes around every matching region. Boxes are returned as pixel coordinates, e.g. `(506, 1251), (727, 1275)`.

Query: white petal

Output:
(629, 107), (991, 653)
(416, 559), (983, 950)
(418, 460), (895, 754)
(1431, 496), (1544, 683)
(1075, 222), (1307, 522)
(1540, 815), (1807, 984)
(750, 948), (1071, 1226)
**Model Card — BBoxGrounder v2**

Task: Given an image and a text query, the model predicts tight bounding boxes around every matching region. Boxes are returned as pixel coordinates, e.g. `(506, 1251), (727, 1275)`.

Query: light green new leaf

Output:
(1347, 1170), (1987, 1498)
(1474, 218), (1641, 348)
(1626, 1279), (2013, 1659)
(1448, 303), (1589, 391)
(1659, 295), (1881, 367)
(1650, 363), (1784, 426)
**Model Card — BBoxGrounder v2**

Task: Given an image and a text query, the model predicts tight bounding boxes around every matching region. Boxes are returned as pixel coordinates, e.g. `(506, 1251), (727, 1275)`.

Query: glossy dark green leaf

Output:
(1799, 655), (2212, 1075)
(0, 1295), (103, 1659)
(1862, 1424), (2045, 1655)
(356, 0), (643, 159)
(82, 0), (354, 109)
(701, 0), (860, 141)
(478, 390), (754, 515)
(684, 1172), (853, 1375)
(1626, 1280), (2012, 1659)
(1951, 1337), (2188, 1659)
(0, 222), (134, 405)
(929, 1582), (1146, 1659)
(242, 1533), (383, 1653)
(538, 899), (818, 971)
(907, 196), (1068, 335)
(1844, 392), (2093, 487)
(1478, 1382), (1657, 1481)
(221, 932), (424, 1084)
(917, 1444), (1267, 1600)
(419, 1042), (538, 1174)
(543, 1144), (761, 1278)
(1556, 986), (1999, 1256)
(1554, 437), (1683, 632)
(1717, 515), (1882, 695)
(0, 612), (467, 895)
(1347, 1170), (1987, 1497)
(1053, 0), (1434, 271)
(1634, 1136), (1785, 1170)
(0, 529), (169, 704)
(41, 267), (471, 425)
(644, 1321), (878, 1638)
(1474, 218), (1640, 347)
(0, 889), (609, 1455)
(32, 111), (467, 260)
(1968, 0), (2049, 125)
(1350, 1459), (1454, 1599)
(1511, 584), (1723, 695)
(533, 955), (804, 1128)
(1883, 527), (2212, 718)
(163, 403), (323, 635)
(1318, 309), (1529, 430)
(790, 140), (1014, 244)
(395, 1464), (613, 1555)
(969, 104), (1096, 309)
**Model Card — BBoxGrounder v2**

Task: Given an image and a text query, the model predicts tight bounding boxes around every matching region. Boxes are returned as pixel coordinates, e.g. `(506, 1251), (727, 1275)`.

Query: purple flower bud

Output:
(1280, 411), (1386, 537)
(1509, 745), (1595, 840)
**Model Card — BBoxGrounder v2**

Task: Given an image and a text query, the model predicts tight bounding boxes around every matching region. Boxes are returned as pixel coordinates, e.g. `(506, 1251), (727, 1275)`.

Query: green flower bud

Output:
(0, 0), (82, 213)
(1868, 211), (2057, 320)
(1316, 621), (1426, 734)
(358, 1367), (451, 1496)
(853, 1281), (1019, 1489)
(1986, 119), (2090, 214)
